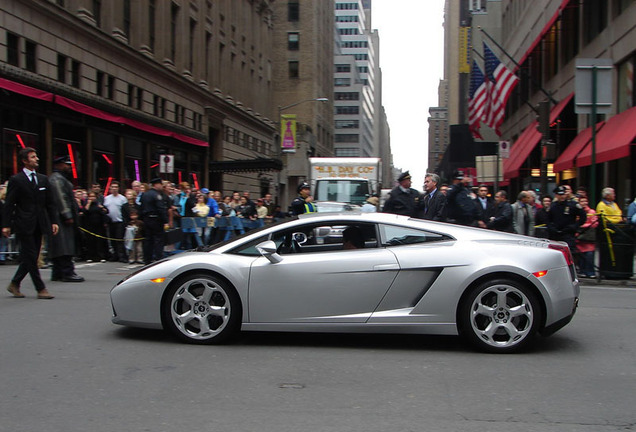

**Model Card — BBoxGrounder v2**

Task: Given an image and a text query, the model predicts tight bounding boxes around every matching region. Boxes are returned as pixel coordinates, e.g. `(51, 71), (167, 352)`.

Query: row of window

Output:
(224, 126), (273, 156)
(335, 134), (359, 143)
(335, 92), (360, 101)
(335, 3), (359, 10)
(341, 41), (368, 48)
(338, 28), (360, 35)
(335, 120), (360, 129)
(5, 31), (203, 132)
(336, 16), (359, 22)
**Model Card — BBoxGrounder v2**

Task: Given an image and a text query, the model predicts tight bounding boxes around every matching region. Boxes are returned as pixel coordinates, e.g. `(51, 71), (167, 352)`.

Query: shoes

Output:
(100, 259), (106, 263)
(62, 274), (85, 282)
(37, 289), (55, 299)
(7, 282), (25, 298)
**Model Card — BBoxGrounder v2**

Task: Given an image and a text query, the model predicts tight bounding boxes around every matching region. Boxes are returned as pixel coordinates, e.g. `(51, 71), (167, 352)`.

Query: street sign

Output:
(499, 141), (510, 159)
(575, 58), (613, 114)
(160, 154), (174, 173)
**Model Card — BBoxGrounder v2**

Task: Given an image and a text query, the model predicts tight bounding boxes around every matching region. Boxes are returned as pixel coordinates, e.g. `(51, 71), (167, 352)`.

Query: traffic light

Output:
(536, 101), (550, 136)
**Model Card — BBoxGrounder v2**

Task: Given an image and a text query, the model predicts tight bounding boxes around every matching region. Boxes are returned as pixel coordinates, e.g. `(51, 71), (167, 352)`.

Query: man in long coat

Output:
(49, 156), (84, 282)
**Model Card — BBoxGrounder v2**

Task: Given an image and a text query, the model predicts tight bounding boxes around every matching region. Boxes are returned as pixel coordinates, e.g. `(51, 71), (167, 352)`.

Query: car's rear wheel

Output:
(162, 273), (241, 344)
(459, 278), (542, 353)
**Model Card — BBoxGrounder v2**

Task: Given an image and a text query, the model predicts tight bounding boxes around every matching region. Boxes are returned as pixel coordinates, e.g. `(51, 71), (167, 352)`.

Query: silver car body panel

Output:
(111, 212), (579, 335)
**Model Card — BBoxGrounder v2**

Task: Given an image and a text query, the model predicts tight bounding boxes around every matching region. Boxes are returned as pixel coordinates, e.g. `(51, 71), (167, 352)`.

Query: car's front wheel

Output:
(459, 278), (542, 353)
(162, 273), (241, 344)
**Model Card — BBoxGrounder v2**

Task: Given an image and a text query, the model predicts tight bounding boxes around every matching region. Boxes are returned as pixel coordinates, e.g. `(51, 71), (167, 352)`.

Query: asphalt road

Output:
(1, 261), (635, 432)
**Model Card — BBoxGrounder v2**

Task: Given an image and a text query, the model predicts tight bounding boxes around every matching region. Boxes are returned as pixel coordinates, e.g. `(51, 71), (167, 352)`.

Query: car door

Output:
(247, 222), (399, 323)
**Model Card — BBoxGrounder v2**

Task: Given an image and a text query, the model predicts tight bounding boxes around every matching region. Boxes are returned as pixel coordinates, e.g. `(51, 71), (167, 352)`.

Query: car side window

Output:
(274, 222), (378, 255)
(380, 224), (452, 246)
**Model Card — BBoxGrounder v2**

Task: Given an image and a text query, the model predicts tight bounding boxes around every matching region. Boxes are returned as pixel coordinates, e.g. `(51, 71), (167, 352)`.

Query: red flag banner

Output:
(468, 61), (487, 139)
(483, 42), (519, 136)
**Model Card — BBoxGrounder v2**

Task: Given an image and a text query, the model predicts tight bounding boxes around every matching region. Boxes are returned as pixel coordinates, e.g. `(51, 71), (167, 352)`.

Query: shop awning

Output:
(576, 106), (636, 167)
(553, 121), (605, 172)
(503, 93), (573, 179)
(0, 76), (208, 147)
(209, 158), (283, 173)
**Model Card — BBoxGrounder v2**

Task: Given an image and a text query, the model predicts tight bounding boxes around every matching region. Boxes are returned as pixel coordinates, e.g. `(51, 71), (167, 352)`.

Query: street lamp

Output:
(278, 97), (329, 114)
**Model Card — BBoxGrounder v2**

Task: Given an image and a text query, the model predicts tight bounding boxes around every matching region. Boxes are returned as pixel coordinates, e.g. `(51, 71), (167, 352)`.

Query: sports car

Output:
(110, 212), (579, 353)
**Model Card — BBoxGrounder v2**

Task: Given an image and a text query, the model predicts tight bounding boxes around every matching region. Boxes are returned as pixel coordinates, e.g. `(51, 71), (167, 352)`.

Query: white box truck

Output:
(308, 157), (381, 212)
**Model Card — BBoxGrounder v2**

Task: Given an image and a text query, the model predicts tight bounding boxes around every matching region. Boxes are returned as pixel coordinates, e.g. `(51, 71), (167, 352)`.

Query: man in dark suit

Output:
(2, 147), (60, 299)
(487, 190), (514, 232)
(475, 184), (495, 228)
(416, 173), (446, 221)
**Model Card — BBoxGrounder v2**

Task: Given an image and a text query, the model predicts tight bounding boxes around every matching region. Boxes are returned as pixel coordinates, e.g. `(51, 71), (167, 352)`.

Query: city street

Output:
(1, 260), (635, 432)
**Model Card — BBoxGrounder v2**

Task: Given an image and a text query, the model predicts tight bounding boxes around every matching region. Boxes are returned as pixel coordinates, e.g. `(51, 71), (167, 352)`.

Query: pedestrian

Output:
(383, 171), (419, 217)
(124, 208), (144, 264)
(627, 196), (636, 226)
(82, 191), (109, 262)
(361, 196), (379, 213)
(48, 156), (85, 282)
(131, 180), (143, 205)
(575, 196), (598, 278)
(475, 184), (495, 228)
(511, 191), (535, 236)
(487, 190), (514, 232)
(2, 147), (59, 299)
(90, 182), (104, 205)
(415, 173), (446, 221)
(548, 185), (586, 252)
(291, 182), (317, 215)
(444, 170), (478, 226)
(255, 198), (268, 226)
(103, 181), (128, 262)
(535, 195), (552, 227)
(596, 187), (624, 224)
(140, 178), (168, 264)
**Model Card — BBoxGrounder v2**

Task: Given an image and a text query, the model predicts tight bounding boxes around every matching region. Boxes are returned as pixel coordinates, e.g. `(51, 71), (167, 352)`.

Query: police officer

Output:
(140, 178), (168, 264)
(291, 182), (317, 216)
(383, 171), (419, 216)
(548, 185), (586, 251)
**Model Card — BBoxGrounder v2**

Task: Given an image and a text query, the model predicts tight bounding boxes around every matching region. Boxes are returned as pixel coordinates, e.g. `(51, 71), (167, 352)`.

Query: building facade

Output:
(1, 0), (279, 196)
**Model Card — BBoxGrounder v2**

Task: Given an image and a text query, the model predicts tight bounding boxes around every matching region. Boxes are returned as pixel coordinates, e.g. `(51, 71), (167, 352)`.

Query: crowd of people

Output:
(383, 170), (636, 278)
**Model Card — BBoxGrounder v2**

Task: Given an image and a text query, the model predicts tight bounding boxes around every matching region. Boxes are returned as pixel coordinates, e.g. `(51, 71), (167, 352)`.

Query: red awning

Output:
(576, 106), (636, 167)
(1, 77), (208, 147)
(553, 121), (605, 172)
(503, 93), (573, 179)
(0, 77), (54, 102)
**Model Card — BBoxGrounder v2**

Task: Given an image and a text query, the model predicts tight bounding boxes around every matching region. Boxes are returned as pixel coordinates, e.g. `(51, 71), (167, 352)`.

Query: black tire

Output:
(458, 278), (543, 353)
(161, 273), (241, 344)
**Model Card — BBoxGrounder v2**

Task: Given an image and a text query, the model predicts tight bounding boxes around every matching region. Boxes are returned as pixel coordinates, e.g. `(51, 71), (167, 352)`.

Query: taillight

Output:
(549, 243), (574, 266)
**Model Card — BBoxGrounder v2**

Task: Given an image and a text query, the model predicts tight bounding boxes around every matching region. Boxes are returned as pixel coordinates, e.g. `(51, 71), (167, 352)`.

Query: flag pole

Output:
(478, 27), (557, 105)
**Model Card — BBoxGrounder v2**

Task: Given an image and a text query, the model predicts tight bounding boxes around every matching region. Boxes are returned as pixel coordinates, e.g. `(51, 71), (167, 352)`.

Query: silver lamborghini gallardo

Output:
(110, 212), (579, 353)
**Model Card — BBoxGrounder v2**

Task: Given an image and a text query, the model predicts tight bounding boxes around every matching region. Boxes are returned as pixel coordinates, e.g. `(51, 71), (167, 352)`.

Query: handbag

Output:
(577, 227), (596, 242)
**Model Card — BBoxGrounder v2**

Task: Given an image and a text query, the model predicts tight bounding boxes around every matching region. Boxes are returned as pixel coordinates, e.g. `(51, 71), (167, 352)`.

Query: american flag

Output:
(468, 60), (487, 139)
(483, 42), (519, 136)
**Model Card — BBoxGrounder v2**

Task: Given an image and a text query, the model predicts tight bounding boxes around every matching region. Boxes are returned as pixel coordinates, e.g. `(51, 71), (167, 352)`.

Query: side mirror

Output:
(256, 240), (283, 264)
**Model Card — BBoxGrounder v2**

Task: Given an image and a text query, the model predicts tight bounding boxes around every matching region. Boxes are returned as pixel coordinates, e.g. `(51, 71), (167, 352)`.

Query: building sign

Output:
(281, 114), (297, 153)
(458, 27), (471, 74)
(160, 154), (174, 173)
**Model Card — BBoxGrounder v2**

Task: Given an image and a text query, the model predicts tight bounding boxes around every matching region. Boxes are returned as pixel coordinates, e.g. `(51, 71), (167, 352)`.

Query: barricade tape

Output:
(79, 226), (144, 242)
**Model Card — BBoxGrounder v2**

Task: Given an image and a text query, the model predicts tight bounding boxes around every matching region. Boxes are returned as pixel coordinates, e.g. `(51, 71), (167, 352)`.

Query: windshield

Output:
(315, 179), (369, 205)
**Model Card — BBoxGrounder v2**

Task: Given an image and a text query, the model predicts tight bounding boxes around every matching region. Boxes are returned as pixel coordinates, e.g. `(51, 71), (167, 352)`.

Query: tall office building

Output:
(272, 0), (334, 208)
(334, 0), (378, 158)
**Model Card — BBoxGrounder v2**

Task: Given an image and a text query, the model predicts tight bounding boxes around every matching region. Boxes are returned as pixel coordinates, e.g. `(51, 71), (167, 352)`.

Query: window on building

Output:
(617, 55), (635, 112)
(335, 92), (360, 101)
(189, 18), (196, 71)
(25, 40), (37, 72)
(335, 64), (351, 73)
(93, 0), (101, 27)
(96, 70), (104, 96)
(288, 1), (299, 22)
(170, 3), (180, 61)
(357, 66), (368, 73)
(288, 32), (299, 51)
(354, 54), (368, 60)
(123, 0), (131, 38)
(560, 4), (579, 66)
(335, 134), (359, 143)
(148, 0), (155, 51)
(335, 120), (359, 129)
(106, 75), (115, 100)
(153, 95), (166, 117)
(71, 60), (81, 88)
(57, 54), (67, 83)
(336, 16), (359, 22)
(335, 147), (360, 157)
(336, 106), (359, 115)
(7, 32), (19, 66)
(469, 0), (487, 13)
(583, 0), (608, 44)
(334, 77), (351, 86)
(613, 0), (634, 17)
(288, 60), (299, 78)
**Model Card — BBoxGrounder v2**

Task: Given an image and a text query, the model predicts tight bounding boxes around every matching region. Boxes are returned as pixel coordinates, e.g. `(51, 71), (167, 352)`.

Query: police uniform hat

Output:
(452, 169), (465, 180)
(554, 185), (566, 195)
(397, 171), (411, 182)
(297, 182), (311, 193)
(150, 177), (163, 185)
(53, 155), (72, 165)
